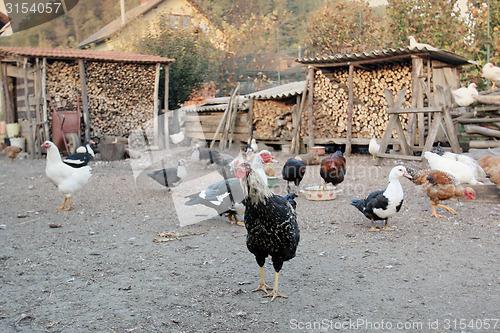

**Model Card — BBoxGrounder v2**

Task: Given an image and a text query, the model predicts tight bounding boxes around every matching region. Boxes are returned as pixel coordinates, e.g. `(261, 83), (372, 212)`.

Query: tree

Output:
(113, 11), (218, 110)
(387, 0), (470, 53)
(306, 0), (389, 56)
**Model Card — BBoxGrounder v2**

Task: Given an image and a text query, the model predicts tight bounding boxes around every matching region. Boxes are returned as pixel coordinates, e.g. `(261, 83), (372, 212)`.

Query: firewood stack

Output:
(46, 61), (156, 138)
(301, 64), (412, 139)
(253, 100), (295, 139)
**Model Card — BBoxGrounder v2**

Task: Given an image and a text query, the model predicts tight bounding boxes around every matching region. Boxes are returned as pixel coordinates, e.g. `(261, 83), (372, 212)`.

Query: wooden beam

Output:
(307, 67), (314, 151)
(153, 63), (161, 148)
(22, 58), (35, 158)
(465, 125), (500, 138)
(164, 64), (169, 149)
(78, 59), (91, 144)
(247, 99), (254, 141)
(42, 58), (49, 141)
(346, 64), (354, 156)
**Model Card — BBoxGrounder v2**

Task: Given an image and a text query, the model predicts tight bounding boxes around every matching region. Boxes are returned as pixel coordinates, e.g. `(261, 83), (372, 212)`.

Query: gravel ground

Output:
(0, 147), (499, 333)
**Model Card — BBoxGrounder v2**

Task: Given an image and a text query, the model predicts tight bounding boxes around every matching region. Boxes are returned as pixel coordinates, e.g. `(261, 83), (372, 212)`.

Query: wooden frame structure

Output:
(0, 46), (174, 157)
(297, 47), (472, 156)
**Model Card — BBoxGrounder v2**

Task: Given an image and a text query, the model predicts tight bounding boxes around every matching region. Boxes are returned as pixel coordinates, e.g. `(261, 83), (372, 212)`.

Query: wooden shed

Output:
(296, 46), (473, 156)
(0, 46), (174, 157)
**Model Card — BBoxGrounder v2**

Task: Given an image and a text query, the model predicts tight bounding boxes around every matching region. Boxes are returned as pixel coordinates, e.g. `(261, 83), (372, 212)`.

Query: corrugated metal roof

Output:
(0, 46), (174, 64)
(180, 102), (249, 113)
(246, 81), (306, 100)
(297, 47), (473, 67)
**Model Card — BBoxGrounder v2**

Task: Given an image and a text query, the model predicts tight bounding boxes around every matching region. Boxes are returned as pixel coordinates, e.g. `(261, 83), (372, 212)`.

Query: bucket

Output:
(10, 137), (25, 151)
(6, 123), (20, 138)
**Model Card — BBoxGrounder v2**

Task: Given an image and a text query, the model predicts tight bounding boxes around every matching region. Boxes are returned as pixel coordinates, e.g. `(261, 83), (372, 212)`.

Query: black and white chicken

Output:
(282, 158), (306, 192)
(147, 159), (188, 189)
(63, 141), (95, 168)
(234, 159), (300, 301)
(351, 166), (412, 231)
(190, 144), (217, 166)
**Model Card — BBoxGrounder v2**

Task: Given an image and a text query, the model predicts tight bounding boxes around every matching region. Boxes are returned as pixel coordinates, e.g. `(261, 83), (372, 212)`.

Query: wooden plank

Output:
(153, 63), (161, 148)
(307, 67), (315, 151)
(22, 58), (35, 158)
(387, 107), (442, 114)
(78, 59), (91, 144)
(458, 117), (500, 123)
(465, 125), (500, 138)
(164, 64), (170, 149)
(346, 64), (354, 156)
(183, 114), (249, 124)
(185, 123), (249, 134)
(186, 131), (249, 142)
(42, 58), (49, 141)
(375, 152), (422, 161)
(247, 99), (254, 140)
(469, 140), (500, 149)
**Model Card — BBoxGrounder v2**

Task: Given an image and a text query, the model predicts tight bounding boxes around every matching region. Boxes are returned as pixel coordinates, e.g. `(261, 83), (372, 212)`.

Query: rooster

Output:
(408, 168), (476, 218)
(320, 150), (346, 188)
(351, 166), (412, 230)
(42, 141), (92, 210)
(1, 142), (22, 163)
(234, 159), (300, 301)
(282, 158), (306, 192)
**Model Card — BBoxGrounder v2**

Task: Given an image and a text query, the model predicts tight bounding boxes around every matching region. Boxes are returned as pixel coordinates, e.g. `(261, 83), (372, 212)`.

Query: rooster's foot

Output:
(264, 289), (287, 301)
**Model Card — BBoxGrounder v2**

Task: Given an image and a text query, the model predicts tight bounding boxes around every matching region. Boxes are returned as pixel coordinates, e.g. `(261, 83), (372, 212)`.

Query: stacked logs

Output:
(46, 61), (156, 138)
(301, 63), (412, 139)
(253, 100), (295, 140)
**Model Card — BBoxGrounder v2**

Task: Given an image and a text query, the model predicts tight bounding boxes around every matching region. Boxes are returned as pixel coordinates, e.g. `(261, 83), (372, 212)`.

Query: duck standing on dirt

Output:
(351, 166), (412, 231)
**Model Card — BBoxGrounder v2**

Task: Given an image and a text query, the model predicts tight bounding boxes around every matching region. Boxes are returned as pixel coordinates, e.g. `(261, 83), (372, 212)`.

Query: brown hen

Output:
(408, 168), (476, 218)
(1, 142), (22, 163)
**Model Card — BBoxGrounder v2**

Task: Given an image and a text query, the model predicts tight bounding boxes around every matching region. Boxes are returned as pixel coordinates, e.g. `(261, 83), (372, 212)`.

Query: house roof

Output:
(297, 46), (473, 67)
(0, 46), (174, 64)
(77, 0), (214, 49)
(77, 0), (165, 48)
(246, 81), (307, 100)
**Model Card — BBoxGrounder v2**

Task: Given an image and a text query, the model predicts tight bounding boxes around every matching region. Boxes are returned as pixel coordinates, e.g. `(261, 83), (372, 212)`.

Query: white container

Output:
(9, 137), (25, 151)
(6, 123), (20, 138)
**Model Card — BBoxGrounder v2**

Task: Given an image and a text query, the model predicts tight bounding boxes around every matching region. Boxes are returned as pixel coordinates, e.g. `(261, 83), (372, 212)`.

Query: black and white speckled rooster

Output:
(234, 159), (300, 301)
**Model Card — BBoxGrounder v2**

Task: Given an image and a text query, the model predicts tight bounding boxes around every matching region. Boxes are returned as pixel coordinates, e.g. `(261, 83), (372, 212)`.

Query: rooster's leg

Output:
(430, 202), (445, 218)
(436, 203), (457, 215)
(64, 197), (73, 211)
(56, 197), (68, 210)
(253, 266), (272, 294)
(264, 271), (287, 301)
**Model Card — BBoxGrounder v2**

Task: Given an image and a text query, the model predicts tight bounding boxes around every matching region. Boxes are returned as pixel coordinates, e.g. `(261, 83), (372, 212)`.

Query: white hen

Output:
(482, 63), (500, 90)
(424, 151), (482, 185)
(452, 83), (478, 107)
(441, 151), (486, 179)
(368, 133), (380, 160)
(170, 131), (185, 147)
(408, 36), (437, 51)
(43, 141), (92, 210)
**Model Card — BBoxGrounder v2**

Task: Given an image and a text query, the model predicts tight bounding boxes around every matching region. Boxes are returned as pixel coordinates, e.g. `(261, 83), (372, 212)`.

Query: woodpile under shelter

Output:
(0, 46), (174, 157)
(296, 46), (473, 157)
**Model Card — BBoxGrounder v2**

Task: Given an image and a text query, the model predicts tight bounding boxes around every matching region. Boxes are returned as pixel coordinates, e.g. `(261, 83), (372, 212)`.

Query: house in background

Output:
(77, 0), (225, 51)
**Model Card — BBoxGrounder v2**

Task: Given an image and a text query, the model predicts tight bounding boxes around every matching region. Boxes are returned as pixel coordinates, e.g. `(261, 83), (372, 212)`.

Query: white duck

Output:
(42, 141), (92, 210)
(424, 151), (482, 185)
(368, 133), (380, 160)
(170, 131), (185, 147)
(452, 83), (478, 107)
(482, 63), (500, 90)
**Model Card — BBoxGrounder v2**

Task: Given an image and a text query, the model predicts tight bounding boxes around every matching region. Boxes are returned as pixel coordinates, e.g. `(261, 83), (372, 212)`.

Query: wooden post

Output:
(42, 58), (49, 141)
(153, 63), (161, 149)
(0, 61), (6, 124)
(164, 64), (170, 149)
(292, 77), (309, 154)
(78, 59), (91, 144)
(307, 67), (314, 151)
(23, 58), (35, 158)
(247, 99), (254, 141)
(34, 58), (42, 156)
(346, 63), (354, 156)
(1, 62), (14, 124)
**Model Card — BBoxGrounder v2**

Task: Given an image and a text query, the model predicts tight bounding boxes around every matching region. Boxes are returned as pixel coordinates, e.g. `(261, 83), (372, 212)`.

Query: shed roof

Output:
(297, 46), (473, 67)
(246, 81), (306, 100)
(0, 46), (174, 64)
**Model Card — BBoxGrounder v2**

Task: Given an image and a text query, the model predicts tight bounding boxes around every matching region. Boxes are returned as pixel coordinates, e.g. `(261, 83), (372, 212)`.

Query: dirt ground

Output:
(0, 146), (499, 333)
